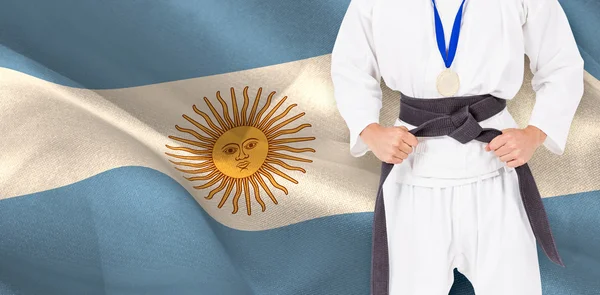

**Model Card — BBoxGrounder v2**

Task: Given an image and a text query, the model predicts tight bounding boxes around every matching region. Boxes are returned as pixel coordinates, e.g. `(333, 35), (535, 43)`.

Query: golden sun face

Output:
(213, 126), (268, 179)
(165, 86), (315, 215)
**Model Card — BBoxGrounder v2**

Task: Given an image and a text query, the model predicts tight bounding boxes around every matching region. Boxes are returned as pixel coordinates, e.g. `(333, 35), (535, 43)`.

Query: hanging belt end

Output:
(554, 255), (566, 268)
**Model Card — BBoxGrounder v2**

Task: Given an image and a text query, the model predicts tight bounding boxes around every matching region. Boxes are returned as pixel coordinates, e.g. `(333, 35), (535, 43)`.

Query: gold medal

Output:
(436, 68), (460, 97)
(431, 0), (467, 97)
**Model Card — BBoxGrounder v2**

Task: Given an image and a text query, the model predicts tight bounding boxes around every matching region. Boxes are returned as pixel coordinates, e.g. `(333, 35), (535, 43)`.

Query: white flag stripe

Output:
(1, 56), (598, 231)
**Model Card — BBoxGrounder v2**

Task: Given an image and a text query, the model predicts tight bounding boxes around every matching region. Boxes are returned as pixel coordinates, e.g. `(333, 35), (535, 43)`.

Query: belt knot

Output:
(448, 105), (483, 144)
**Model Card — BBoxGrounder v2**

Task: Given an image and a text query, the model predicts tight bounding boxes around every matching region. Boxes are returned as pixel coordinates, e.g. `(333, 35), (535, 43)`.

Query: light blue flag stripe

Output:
(0, 0), (347, 89)
(0, 167), (371, 295)
(560, 0), (600, 79)
(0, 0), (598, 89)
(1, 166), (599, 295)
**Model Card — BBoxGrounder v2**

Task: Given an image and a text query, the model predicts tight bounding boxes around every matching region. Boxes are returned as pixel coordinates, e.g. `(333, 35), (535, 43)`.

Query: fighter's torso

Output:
(371, 0), (527, 99)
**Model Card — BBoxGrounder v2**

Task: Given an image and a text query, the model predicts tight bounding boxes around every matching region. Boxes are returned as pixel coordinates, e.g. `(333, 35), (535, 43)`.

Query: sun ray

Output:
(216, 90), (235, 129)
(249, 176), (266, 212)
(217, 177), (236, 208)
(262, 164), (298, 185)
(184, 169), (221, 181)
(195, 173), (224, 190)
(257, 96), (288, 130)
(269, 146), (316, 153)
(168, 135), (213, 149)
(253, 91), (275, 127)
(242, 178), (252, 215)
(174, 165), (215, 174)
(267, 124), (312, 140)
(193, 104), (224, 135)
(175, 125), (215, 144)
(255, 173), (278, 205)
(261, 103), (297, 132)
(241, 86), (250, 126)
(230, 87), (241, 127)
(266, 158), (306, 173)
(204, 96), (229, 131)
(182, 114), (220, 139)
(205, 175), (228, 199)
(231, 179), (243, 214)
(267, 152), (313, 163)
(265, 114), (306, 137)
(247, 87), (262, 125)
(165, 145), (211, 155)
(165, 152), (212, 161)
(168, 160), (213, 168)
(270, 137), (316, 146)
(258, 167), (289, 194)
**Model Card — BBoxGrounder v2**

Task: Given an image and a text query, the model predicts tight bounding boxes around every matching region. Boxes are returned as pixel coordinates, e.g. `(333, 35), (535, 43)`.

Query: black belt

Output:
(370, 93), (564, 295)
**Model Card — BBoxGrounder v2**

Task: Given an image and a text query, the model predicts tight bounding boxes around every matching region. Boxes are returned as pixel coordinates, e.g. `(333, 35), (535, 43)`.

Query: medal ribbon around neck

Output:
(432, 0), (466, 96)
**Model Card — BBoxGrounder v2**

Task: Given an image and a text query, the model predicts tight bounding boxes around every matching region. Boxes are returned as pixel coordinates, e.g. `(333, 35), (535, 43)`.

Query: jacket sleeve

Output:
(331, 0), (383, 157)
(522, 0), (585, 155)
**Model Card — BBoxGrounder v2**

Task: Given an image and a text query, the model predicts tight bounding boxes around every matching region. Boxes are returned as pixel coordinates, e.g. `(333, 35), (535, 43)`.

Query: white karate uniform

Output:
(330, 0), (584, 294)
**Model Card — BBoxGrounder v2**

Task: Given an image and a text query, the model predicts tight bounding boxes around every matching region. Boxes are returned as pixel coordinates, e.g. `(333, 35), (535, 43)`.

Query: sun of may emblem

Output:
(165, 86), (316, 215)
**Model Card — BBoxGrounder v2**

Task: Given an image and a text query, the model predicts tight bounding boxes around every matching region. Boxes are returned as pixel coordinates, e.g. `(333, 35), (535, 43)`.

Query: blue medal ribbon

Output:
(432, 0), (466, 68)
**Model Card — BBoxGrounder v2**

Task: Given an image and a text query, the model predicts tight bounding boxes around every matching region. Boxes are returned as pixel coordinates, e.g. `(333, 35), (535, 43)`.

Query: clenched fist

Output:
(485, 125), (547, 168)
(359, 123), (419, 164)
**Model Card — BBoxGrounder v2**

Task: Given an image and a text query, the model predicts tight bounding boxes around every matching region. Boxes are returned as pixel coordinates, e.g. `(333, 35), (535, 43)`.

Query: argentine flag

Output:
(1, 1), (599, 294)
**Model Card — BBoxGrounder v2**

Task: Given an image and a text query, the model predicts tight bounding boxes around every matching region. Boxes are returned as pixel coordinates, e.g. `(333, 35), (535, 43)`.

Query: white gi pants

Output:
(382, 108), (543, 295)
